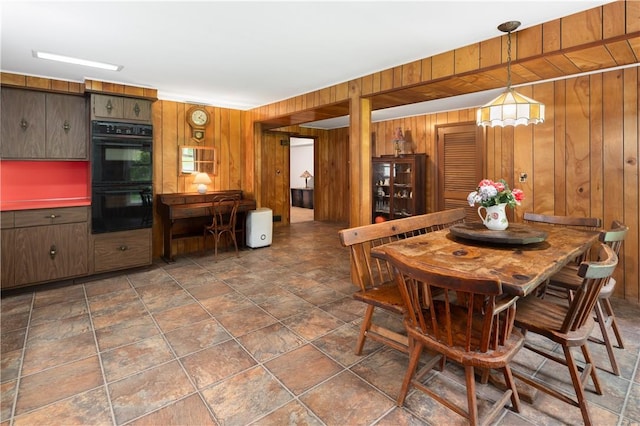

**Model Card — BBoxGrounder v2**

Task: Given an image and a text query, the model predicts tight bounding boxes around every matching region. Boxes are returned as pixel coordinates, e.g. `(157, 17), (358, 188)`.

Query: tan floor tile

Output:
(300, 370), (395, 425)
(128, 394), (216, 426)
(15, 356), (102, 415)
(199, 291), (254, 316)
(87, 287), (139, 314)
(1, 380), (16, 422)
(12, 387), (112, 426)
(30, 299), (88, 326)
(265, 344), (342, 395)
(256, 400), (323, 425)
(94, 314), (159, 351)
(32, 284), (85, 308)
(295, 283), (346, 306)
(181, 340), (256, 389)
(238, 323), (306, 362)
(91, 299), (148, 330)
(26, 313), (92, 345)
(215, 305), (277, 337)
(350, 346), (411, 398)
(83, 275), (132, 298)
(101, 335), (174, 383)
(281, 307), (345, 341)
(319, 296), (364, 323)
(184, 280), (233, 299)
(127, 268), (175, 288)
(0, 293), (32, 316)
(312, 324), (383, 367)
(201, 366), (292, 425)
(22, 331), (97, 376)
(0, 329), (26, 355)
(0, 349), (22, 384)
(258, 292), (315, 320)
(137, 284), (194, 313)
(109, 361), (194, 425)
(164, 319), (231, 357)
(153, 302), (210, 333)
(0, 310), (29, 333)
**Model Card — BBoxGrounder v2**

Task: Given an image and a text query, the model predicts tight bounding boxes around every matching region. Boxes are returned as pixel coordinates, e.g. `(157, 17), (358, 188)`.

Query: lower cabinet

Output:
(1, 229), (15, 288)
(92, 228), (152, 273)
(14, 222), (88, 287)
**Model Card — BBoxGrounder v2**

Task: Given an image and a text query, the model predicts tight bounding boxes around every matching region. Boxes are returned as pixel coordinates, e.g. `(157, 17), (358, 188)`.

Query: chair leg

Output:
(603, 297), (625, 349)
(464, 365), (479, 426)
(580, 344), (602, 395)
(563, 345), (594, 426)
(355, 305), (374, 355)
(502, 365), (521, 413)
(593, 299), (620, 375)
(397, 340), (423, 406)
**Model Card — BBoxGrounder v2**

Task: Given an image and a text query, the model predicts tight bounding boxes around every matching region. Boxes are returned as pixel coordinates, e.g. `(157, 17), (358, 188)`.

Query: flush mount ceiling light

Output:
(477, 21), (545, 128)
(32, 51), (123, 71)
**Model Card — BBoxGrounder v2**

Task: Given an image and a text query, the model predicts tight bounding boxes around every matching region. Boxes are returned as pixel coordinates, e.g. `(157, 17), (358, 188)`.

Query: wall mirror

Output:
(179, 146), (216, 175)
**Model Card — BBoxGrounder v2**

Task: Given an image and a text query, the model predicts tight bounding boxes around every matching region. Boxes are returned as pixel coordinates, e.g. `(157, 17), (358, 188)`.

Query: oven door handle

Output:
(92, 137), (151, 147)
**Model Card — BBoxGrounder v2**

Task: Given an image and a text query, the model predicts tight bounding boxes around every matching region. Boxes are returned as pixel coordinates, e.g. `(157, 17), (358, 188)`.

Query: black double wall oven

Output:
(91, 121), (153, 234)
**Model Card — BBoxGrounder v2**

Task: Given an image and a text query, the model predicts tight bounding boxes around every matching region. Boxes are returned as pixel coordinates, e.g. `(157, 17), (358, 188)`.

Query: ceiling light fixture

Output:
(33, 51), (123, 71)
(476, 21), (544, 128)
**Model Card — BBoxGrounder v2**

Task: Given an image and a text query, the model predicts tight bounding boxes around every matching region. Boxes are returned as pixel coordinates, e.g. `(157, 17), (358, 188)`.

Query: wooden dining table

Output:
(370, 222), (600, 298)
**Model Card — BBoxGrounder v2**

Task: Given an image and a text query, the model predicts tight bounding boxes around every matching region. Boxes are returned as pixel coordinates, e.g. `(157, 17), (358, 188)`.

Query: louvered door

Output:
(437, 123), (483, 220)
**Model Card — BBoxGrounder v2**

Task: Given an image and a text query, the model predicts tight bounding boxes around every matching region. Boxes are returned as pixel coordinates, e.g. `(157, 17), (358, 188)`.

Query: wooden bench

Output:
(338, 208), (467, 355)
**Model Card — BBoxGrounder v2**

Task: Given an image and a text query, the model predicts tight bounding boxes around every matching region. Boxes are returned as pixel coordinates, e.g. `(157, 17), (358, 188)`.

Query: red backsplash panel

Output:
(1, 161), (90, 202)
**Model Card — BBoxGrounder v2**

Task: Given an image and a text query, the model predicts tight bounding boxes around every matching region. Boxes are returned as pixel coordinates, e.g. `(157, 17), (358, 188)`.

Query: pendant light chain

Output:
(506, 30), (513, 89)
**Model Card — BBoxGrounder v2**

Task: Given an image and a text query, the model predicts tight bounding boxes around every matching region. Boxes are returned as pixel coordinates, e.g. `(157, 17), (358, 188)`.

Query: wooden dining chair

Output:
(548, 220), (629, 375)
(387, 250), (524, 426)
(523, 212), (602, 297)
(512, 242), (618, 426)
(203, 195), (240, 257)
(338, 208), (466, 355)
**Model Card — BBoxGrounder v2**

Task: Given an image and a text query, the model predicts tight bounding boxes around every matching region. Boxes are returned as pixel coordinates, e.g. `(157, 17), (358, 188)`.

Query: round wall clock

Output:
(186, 106), (210, 140)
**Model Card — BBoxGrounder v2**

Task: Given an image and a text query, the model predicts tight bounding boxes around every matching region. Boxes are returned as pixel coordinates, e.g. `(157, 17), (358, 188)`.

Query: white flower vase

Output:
(478, 203), (509, 230)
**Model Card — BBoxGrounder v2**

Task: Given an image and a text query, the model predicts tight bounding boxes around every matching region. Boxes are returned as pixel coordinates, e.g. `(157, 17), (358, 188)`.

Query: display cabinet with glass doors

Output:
(372, 154), (426, 223)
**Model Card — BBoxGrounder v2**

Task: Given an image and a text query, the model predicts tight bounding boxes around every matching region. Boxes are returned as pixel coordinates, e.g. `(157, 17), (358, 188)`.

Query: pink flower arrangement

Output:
(467, 179), (524, 208)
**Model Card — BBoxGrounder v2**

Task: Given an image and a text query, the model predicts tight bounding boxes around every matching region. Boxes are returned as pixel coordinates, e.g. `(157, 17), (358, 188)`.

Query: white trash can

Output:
(246, 208), (273, 248)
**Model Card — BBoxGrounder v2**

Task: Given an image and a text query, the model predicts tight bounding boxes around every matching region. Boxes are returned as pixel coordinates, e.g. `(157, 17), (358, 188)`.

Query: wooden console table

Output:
(157, 190), (256, 262)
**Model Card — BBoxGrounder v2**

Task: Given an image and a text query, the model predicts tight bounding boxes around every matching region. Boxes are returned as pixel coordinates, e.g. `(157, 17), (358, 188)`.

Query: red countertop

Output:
(1, 160), (91, 212)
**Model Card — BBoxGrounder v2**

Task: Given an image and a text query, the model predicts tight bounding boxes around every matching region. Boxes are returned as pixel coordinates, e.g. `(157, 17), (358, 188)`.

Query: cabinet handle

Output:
(20, 118), (28, 131)
(49, 245), (57, 259)
(46, 214), (58, 219)
(133, 103), (141, 117)
(119, 245), (128, 251)
(63, 120), (70, 133)
(106, 100), (113, 113)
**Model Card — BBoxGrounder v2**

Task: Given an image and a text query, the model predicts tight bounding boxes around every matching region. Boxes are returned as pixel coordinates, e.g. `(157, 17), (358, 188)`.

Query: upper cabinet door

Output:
(46, 93), (88, 159)
(1, 88), (46, 158)
(92, 94), (124, 120)
(123, 98), (151, 122)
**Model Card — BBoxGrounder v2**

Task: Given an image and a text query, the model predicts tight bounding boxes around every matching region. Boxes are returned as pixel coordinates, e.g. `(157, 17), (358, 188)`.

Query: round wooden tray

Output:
(449, 222), (548, 245)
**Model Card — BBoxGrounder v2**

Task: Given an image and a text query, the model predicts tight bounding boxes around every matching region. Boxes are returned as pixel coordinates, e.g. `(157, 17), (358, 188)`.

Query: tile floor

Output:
(1, 221), (639, 426)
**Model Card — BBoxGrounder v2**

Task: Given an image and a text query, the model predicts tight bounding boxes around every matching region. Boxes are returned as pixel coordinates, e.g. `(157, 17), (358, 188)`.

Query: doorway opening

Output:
(290, 137), (314, 223)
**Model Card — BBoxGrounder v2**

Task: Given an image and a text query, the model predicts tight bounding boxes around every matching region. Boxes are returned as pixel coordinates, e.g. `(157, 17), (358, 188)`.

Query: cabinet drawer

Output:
(14, 206), (88, 227)
(1, 211), (15, 229)
(93, 229), (151, 273)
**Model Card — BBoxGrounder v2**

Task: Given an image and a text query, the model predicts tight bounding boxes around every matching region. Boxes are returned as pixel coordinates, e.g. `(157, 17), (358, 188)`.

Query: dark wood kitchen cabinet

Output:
(91, 94), (152, 123)
(3, 207), (89, 289)
(0, 88), (88, 159)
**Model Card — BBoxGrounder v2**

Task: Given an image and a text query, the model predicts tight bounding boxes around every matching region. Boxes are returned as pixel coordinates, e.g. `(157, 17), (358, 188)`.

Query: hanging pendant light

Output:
(477, 21), (545, 127)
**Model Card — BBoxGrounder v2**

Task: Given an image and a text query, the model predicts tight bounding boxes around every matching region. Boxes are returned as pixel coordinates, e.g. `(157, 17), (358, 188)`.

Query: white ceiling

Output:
(1, 1), (615, 129)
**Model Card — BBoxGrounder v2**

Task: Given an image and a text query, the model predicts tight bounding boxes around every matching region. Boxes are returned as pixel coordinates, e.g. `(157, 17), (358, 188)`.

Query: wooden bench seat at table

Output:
(338, 208), (466, 355)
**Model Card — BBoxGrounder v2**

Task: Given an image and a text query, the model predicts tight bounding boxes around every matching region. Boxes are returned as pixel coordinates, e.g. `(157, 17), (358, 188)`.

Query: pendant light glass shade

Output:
(477, 88), (545, 127)
(477, 21), (545, 128)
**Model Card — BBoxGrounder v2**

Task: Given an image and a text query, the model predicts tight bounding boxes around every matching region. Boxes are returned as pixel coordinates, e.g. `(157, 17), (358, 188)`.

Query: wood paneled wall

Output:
(152, 100), (246, 258)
